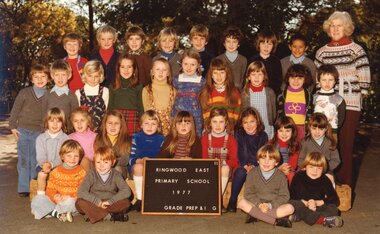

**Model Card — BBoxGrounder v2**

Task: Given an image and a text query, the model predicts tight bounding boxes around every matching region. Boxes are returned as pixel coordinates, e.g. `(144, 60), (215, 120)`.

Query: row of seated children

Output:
(25, 100), (342, 227)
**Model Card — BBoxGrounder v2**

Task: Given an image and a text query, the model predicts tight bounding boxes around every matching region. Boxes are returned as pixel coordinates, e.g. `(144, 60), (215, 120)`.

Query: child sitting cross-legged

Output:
(31, 140), (86, 222)
(237, 144), (294, 228)
(76, 146), (132, 223)
(289, 152), (343, 228)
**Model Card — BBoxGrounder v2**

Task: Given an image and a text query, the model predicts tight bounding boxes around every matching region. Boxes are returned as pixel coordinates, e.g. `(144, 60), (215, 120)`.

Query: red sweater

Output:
(66, 56), (88, 93)
(201, 133), (238, 168)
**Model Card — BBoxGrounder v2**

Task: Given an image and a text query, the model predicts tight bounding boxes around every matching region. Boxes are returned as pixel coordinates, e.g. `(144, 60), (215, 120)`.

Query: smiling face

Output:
(160, 37), (175, 54)
(242, 115), (258, 135)
(105, 115), (121, 136)
(85, 71), (102, 87)
(62, 150), (80, 167)
(151, 60), (170, 82)
(31, 72), (48, 88)
(277, 127), (292, 142)
(289, 39), (307, 58)
(64, 40), (80, 58)
(52, 70), (71, 87)
(319, 73), (336, 91)
(329, 18), (345, 41)
(259, 40), (274, 58)
(95, 157), (113, 175)
(127, 35), (143, 52)
(210, 115), (227, 135)
(310, 126), (327, 141)
(212, 69), (227, 87)
(141, 118), (159, 135)
(258, 153), (278, 172)
(224, 37), (239, 53)
(48, 118), (63, 134)
(248, 70), (265, 87)
(182, 56), (199, 76)
(120, 58), (134, 79)
(99, 32), (115, 50)
(305, 164), (323, 179)
(191, 35), (207, 51)
(288, 76), (305, 89)
(72, 113), (89, 133)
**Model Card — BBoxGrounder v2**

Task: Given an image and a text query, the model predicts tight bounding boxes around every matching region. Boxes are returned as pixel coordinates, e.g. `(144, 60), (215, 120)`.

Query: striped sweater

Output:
(202, 87), (241, 133)
(45, 165), (86, 202)
(315, 42), (371, 111)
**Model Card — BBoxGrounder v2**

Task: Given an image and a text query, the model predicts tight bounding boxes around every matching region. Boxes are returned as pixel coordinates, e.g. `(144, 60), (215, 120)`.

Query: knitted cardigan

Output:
(314, 42), (371, 111)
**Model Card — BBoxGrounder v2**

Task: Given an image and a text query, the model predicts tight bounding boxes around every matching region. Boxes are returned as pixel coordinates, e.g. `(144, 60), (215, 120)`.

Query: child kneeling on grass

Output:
(76, 146), (131, 223)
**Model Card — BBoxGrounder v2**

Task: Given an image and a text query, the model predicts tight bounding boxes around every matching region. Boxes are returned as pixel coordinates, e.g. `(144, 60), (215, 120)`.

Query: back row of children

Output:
(10, 23), (345, 227)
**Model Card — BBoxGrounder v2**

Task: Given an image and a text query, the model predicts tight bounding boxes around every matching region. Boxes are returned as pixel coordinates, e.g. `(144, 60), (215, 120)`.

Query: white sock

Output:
(133, 175), (143, 200)
(221, 176), (229, 194)
(37, 190), (45, 195)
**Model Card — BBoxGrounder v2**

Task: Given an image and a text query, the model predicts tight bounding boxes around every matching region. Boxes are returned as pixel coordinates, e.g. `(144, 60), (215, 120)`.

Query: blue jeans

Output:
(17, 128), (40, 193)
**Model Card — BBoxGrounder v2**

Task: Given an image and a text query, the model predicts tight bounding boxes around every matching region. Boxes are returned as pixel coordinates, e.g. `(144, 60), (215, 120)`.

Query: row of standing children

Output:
(9, 22), (345, 227)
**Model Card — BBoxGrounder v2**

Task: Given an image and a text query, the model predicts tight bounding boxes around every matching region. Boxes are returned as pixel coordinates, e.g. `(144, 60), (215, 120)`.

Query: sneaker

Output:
(288, 214), (300, 223)
(58, 213), (68, 222)
(130, 200), (142, 212)
(245, 214), (257, 224)
(275, 218), (292, 228)
(110, 213), (129, 222)
(323, 216), (343, 228)
(18, 192), (29, 197)
(221, 207), (228, 213)
(66, 212), (73, 223)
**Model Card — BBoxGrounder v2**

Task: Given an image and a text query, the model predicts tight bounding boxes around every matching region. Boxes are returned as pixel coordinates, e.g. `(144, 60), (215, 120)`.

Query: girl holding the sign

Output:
(201, 107), (238, 209)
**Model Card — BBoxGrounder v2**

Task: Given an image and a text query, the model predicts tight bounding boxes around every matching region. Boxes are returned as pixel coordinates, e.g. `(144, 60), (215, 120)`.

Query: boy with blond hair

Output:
(153, 27), (181, 77)
(62, 32), (88, 92)
(90, 25), (120, 87)
(42, 59), (79, 131)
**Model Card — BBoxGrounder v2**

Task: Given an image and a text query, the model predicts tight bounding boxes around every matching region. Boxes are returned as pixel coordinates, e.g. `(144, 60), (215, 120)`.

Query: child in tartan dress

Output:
(172, 49), (206, 136)
(109, 54), (144, 136)
(75, 60), (109, 133)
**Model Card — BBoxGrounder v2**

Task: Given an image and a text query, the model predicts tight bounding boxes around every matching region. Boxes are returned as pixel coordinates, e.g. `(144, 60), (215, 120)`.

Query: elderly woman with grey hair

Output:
(314, 11), (371, 187)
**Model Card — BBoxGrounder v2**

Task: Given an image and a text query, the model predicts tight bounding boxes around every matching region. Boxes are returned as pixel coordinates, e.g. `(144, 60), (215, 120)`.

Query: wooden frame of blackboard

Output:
(141, 158), (221, 216)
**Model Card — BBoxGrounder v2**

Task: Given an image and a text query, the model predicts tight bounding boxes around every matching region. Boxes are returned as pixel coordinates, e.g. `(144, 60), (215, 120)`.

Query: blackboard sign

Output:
(142, 159), (221, 215)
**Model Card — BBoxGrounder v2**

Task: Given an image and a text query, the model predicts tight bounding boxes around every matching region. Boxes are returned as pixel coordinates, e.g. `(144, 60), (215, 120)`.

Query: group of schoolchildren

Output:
(9, 23), (347, 228)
